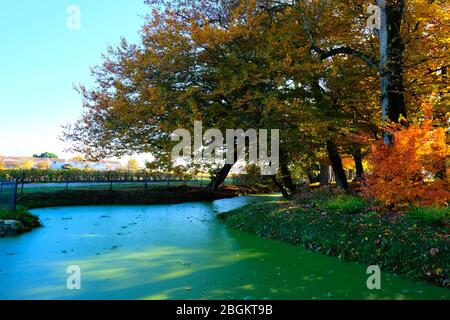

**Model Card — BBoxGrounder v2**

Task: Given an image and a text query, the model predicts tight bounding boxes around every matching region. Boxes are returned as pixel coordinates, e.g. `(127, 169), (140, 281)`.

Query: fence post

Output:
(144, 171), (148, 190)
(13, 181), (17, 211)
(66, 172), (70, 191)
(21, 170), (25, 195)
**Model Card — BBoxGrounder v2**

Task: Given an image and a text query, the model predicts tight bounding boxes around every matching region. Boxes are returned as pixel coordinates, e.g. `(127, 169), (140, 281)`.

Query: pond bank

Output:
(17, 185), (274, 209)
(0, 207), (41, 236)
(218, 200), (449, 288)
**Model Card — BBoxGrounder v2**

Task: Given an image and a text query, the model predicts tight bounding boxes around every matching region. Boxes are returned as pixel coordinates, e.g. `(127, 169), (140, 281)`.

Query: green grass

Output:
(18, 181), (210, 194)
(0, 205), (41, 229)
(407, 206), (449, 226)
(219, 194), (450, 288)
(319, 195), (368, 215)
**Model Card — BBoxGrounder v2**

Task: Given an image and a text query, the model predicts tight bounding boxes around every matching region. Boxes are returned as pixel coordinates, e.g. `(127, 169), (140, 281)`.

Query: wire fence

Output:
(0, 181), (17, 212)
(0, 169), (272, 194)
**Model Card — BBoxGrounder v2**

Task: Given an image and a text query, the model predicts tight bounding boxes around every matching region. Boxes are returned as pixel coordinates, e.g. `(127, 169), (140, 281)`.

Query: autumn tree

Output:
(64, 0), (448, 197)
(37, 160), (51, 170)
(20, 159), (34, 170)
(64, 1), (296, 195)
(127, 159), (139, 171)
(364, 102), (450, 207)
(71, 155), (85, 162)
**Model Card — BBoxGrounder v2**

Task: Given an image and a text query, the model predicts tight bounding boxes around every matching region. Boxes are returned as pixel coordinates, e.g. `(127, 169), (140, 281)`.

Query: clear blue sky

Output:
(0, 0), (150, 159)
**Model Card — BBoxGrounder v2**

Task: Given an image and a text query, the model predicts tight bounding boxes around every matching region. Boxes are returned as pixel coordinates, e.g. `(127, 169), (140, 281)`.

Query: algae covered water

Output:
(0, 196), (448, 299)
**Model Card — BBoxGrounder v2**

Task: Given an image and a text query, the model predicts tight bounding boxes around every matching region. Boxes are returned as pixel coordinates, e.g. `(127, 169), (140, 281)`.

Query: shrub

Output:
(407, 206), (449, 226)
(320, 195), (367, 214)
(0, 206), (41, 229)
(363, 119), (450, 208)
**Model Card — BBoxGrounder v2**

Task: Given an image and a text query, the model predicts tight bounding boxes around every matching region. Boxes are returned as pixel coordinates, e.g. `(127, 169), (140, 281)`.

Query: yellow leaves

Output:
(283, 53), (293, 69)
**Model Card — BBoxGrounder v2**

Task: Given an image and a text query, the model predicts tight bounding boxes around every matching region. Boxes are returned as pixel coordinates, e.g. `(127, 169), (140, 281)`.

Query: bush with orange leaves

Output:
(363, 120), (449, 208)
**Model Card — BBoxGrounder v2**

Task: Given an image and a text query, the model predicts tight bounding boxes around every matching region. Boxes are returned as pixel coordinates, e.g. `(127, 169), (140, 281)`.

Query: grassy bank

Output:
(17, 185), (274, 209)
(0, 206), (41, 230)
(218, 191), (449, 288)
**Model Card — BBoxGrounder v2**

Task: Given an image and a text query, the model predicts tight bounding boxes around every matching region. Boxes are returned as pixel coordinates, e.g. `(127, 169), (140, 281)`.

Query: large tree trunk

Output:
(205, 163), (234, 195)
(352, 149), (364, 181)
(279, 148), (296, 194)
(306, 168), (317, 184)
(319, 164), (330, 186)
(205, 138), (239, 195)
(308, 1), (407, 145)
(326, 139), (348, 190)
(377, 0), (407, 143)
(271, 176), (289, 198)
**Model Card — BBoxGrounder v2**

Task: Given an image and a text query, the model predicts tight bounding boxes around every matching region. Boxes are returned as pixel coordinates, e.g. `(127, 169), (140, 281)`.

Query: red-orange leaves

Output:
(364, 121), (450, 208)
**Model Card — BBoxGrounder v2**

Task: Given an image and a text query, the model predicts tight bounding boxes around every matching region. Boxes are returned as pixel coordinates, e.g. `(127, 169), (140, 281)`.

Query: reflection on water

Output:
(0, 195), (448, 300)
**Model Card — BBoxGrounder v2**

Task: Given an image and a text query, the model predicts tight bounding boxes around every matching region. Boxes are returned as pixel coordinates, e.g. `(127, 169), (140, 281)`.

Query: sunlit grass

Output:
(407, 206), (449, 225)
(320, 195), (367, 214)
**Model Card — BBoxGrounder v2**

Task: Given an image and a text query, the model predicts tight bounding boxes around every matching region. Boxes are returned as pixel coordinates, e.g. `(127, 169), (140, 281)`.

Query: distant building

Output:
(0, 156), (25, 169)
(91, 160), (123, 171)
(49, 159), (67, 170)
(0, 155), (123, 171)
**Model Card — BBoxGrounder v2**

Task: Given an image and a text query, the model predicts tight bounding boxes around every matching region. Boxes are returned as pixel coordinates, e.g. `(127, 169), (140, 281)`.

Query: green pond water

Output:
(0, 195), (448, 300)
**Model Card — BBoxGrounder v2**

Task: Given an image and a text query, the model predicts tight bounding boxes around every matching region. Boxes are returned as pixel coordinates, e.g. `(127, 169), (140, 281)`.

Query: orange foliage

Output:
(341, 156), (355, 171)
(363, 120), (450, 208)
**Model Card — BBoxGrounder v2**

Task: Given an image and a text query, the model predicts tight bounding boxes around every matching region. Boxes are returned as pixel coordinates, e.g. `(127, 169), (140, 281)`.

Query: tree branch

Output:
(312, 45), (379, 69)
